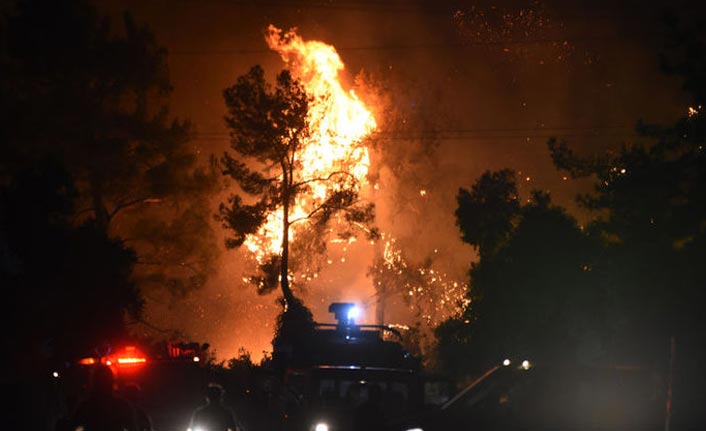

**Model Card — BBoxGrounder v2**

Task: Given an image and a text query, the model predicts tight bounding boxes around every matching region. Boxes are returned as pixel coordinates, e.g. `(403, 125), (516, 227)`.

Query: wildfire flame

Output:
(243, 25), (376, 261)
(238, 25), (467, 336)
(379, 235), (470, 327)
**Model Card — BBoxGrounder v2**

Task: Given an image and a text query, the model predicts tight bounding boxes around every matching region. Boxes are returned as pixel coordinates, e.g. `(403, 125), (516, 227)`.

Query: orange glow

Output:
(116, 357), (147, 364)
(380, 234), (470, 326)
(242, 26), (376, 264)
(104, 346), (148, 368)
(78, 357), (96, 365)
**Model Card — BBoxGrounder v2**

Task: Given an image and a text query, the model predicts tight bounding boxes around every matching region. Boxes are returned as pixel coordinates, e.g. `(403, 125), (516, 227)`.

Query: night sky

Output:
(87, 0), (697, 360)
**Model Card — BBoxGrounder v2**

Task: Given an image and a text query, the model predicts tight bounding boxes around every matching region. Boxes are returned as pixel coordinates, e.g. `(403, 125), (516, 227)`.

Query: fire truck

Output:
(61, 341), (211, 431)
(271, 302), (425, 431)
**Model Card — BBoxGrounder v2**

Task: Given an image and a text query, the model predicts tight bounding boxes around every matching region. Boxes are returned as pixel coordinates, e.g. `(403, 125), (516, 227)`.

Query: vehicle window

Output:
(342, 380), (368, 405)
(318, 379), (336, 399)
(287, 373), (306, 397)
(311, 370), (418, 414)
(383, 382), (408, 401)
(381, 382), (409, 419)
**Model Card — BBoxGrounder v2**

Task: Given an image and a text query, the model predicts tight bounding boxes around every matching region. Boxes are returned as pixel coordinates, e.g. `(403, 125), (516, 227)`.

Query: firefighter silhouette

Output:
(189, 383), (239, 431)
(66, 364), (139, 431)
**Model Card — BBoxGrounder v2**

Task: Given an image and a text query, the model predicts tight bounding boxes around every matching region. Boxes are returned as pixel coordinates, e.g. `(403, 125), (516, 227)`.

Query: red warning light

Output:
(78, 357), (96, 365)
(76, 345), (148, 374)
(113, 346), (147, 364)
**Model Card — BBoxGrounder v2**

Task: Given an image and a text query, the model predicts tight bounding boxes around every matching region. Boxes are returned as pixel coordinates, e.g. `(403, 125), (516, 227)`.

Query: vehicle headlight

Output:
(315, 422), (329, 431)
(406, 428), (424, 431)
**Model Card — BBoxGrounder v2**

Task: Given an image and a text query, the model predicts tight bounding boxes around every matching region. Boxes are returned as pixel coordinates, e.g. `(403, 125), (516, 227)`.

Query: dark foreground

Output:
(13, 357), (706, 431)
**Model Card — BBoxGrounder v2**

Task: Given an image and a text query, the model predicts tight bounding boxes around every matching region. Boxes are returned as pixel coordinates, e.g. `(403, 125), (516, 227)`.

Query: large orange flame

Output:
(243, 26), (376, 262)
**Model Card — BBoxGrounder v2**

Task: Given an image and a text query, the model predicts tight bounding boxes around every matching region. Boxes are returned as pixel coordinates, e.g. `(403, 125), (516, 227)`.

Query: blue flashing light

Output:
(347, 306), (360, 322)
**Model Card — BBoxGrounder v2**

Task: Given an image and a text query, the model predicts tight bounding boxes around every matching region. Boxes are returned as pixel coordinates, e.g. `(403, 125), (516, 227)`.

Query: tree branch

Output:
(289, 195), (365, 226)
(292, 170), (359, 189)
(108, 196), (162, 220)
(290, 204), (328, 225)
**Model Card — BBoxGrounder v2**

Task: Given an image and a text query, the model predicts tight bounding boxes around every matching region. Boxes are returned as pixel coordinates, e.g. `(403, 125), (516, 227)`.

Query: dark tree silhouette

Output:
(455, 169), (521, 259)
(437, 172), (596, 375)
(219, 65), (308, 304)
(436, 13), (706, 426)
(0, 0), (218, 297)
(1, 160), (140, 380)
(541, 13), (706, 427)
(546, 12), (706, 358)
(218, 65), (375, 305)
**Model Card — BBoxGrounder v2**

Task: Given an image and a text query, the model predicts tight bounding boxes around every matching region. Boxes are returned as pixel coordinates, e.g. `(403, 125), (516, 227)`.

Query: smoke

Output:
(101, 0), (690, 362)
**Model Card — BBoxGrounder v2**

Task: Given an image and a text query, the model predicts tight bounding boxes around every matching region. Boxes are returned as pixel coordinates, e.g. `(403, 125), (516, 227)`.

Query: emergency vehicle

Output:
(272, 302), (425, 431)
(63, 341), (210, 430)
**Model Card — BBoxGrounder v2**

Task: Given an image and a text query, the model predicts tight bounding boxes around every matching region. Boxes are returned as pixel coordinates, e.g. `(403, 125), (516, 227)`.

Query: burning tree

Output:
(368, 235), (470, 357)
(218, 26), (378, 308)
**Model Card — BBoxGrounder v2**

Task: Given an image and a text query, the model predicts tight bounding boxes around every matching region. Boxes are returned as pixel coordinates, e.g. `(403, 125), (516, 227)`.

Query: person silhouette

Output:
(67, 364), (138, 431)
(189, 383), (239, 431)
(353, 384), (386, 431)
(122, 383), (152, 431)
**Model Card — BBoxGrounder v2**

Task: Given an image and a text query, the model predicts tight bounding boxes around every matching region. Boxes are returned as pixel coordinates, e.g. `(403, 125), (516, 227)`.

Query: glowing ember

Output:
(378, 234), (470, 327)
(243, 25), (376, 262)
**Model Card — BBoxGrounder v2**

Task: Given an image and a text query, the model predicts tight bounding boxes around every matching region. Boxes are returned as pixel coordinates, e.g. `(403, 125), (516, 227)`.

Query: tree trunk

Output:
(375, 240), (386, 325)
(280, 184), (295, 306)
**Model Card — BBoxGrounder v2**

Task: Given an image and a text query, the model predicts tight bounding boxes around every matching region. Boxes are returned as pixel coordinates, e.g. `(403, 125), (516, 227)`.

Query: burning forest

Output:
(4, 1), (706, 429)
(215, 25), (471, 359)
